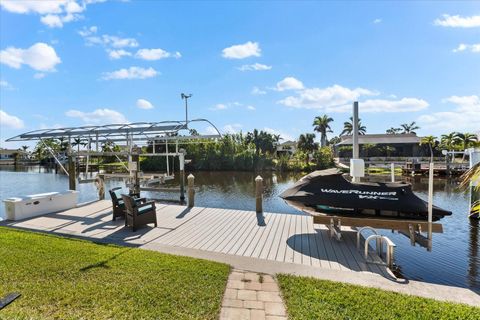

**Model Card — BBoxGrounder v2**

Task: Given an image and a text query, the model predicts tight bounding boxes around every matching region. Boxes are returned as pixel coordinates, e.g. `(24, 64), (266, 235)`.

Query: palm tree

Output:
(441, 132), (461, 150)
(312, 115), (334, 148)
(272, 134), (282, 144)
(420, 135), (437, 162)
(386, 127), (402, 135)
(72, 138), (87, 153)
(32, 138), (59, 161)
(329, 136), (341, 145)
(456, 132), (478, 162)
(456, 132), (478, 150)
(400, 122), (420, 134)
(440, 132), (460, 175)
(340, 117), (366, 136)
(297, 133), (318, 164)
(189, 129), (199, 136)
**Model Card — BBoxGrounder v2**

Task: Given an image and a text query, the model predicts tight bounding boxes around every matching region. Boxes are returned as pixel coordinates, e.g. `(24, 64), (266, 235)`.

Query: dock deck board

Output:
(2, 200), (391, 277)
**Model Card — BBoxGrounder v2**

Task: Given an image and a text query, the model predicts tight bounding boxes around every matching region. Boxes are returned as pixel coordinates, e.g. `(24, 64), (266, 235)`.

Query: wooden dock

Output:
(1, 200), (391, 277)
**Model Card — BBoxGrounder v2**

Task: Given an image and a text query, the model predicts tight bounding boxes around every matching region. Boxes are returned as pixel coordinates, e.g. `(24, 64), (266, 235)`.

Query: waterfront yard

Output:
(0, 227), (230, 319)
(1, 226), (479, 319)
(277, 274), (480, 320)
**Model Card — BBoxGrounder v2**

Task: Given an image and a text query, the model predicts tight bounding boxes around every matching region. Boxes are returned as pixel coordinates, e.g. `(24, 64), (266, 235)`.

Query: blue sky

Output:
(1, 0), (479, 148)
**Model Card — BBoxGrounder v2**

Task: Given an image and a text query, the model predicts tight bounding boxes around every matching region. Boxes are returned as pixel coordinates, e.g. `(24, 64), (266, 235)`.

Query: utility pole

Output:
(181, 93), (192, 125)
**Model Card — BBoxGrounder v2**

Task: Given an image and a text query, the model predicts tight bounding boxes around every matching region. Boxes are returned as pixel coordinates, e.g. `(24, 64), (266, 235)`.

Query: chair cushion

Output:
(114, 189), (123, 199)
(137, 205), (153, 215)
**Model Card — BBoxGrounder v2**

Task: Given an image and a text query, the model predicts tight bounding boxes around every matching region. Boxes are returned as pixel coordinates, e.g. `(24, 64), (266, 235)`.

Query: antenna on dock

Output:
(181, 93), (192, 126)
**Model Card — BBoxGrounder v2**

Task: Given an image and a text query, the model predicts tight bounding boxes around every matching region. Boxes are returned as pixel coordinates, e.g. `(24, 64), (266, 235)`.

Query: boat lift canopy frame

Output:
(6, 119), (222, 150)
(6, 119), (222, 199)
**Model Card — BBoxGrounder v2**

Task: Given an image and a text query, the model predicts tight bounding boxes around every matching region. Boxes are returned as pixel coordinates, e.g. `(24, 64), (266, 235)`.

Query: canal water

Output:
(0, 166), (478, 292)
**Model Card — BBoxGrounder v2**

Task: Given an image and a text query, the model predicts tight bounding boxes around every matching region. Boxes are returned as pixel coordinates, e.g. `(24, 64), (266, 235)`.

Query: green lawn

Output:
(0, 227), (230, 319)
(277, 274), (480, 320)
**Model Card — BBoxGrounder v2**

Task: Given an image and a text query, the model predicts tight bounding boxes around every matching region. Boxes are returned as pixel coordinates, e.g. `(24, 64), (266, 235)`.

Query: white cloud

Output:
(331, 98), (429, 113)
(65, 108), (128, 124)
(434, 14), (480, 28)
(223, 124), (242, 134)
(102, 35), (138, 48)
(0, 43), (61, 72)
(79, 27), (139, 52)
(78, 25), (98, 37)
(41, 14), (64, 28)
(0, 1), (66, 14)
(33, 73), (46, 79)
(418, 95), (480, 131)
(222, 41), (261, 59)
(0, 110), (24, 129)
(79, 26), (182, 61)
(136, 99), (154, 109)
(263, 127), (294, 141)
(246, 105), (256, 111)
(135, 48), (181, 60)
(373, 18), (382, 24)
(209, 102), (243, 111)
(101, 67), (158, 80)
(205, 126), (219, 135)
(0, 80), (14, 90)
(251, 86), (266, 95)
(453, 43), (480, 53)
(108, 49), (132, 59)
(237, 63), (272, 71)
(39, 123), (64, 130)
(210, 103), (228, 111)
(275, 77), (304, 91)
(278, 84), (377, 109)
(0, 0), (91, 28)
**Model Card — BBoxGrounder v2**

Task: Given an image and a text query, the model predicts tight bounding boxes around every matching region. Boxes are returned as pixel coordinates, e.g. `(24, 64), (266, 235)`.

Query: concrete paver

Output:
(221, 269), (288, 319)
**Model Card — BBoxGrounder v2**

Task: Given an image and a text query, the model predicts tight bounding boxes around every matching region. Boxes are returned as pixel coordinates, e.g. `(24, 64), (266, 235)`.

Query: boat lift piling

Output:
(427, 162), (434, 251)
(391, 163), (395, 182)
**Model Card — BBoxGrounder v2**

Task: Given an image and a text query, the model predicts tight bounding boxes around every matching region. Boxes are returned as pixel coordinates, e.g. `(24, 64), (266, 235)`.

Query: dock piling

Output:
(68, 155), (76, 190)
(391, 163), (395, 182)
(255, 175), (263, 213)
(187, 174), (195, 208)
(179, 150), (185, 203)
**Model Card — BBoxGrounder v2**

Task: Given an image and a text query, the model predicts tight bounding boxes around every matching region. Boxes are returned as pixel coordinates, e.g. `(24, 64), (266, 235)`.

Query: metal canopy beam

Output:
(6, 119), (221, 142)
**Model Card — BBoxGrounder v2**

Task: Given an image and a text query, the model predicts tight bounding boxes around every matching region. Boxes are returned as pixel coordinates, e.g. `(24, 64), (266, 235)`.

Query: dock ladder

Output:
(356, 226), (396, 268)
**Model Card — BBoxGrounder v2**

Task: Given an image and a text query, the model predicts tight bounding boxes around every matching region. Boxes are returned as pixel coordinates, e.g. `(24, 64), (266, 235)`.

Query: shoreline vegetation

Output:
(23, 117), (478, 173)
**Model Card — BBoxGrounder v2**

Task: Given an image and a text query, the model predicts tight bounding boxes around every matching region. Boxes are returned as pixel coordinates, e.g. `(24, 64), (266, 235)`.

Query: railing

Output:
(356, 226), (380, 254)
(364, 234), (396, 268)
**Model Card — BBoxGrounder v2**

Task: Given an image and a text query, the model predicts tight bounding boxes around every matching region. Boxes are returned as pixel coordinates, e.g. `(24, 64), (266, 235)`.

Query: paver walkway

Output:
(221, 269), (287, 320)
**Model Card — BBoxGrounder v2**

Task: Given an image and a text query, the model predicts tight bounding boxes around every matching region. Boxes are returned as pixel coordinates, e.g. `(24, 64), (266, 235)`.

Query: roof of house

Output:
(0, 149), (26, 155)
(279, 140), (296, 146)
(336, 133), (421, 146)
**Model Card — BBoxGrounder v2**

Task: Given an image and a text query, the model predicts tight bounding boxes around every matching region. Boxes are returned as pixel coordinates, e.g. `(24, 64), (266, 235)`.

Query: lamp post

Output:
(350, 101), (364, 183)
(181, 93), (192, 125)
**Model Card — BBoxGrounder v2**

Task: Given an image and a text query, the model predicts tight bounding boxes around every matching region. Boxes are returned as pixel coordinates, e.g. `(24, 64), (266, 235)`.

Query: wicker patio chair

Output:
(108, 187), (144, 221)
(121, 194), (158, 232)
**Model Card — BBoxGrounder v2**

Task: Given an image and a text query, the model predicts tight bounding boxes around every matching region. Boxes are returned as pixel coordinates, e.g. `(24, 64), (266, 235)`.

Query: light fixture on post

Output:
(181, 93), (192, 126)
